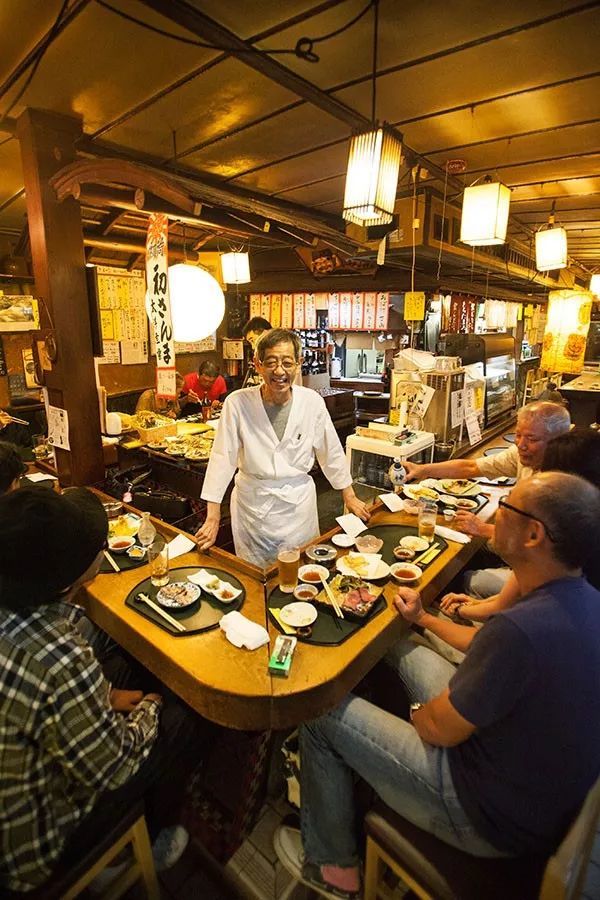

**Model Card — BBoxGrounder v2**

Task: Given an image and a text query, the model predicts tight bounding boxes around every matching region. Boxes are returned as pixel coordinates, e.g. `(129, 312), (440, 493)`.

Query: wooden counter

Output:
(83, 489), (503, 732)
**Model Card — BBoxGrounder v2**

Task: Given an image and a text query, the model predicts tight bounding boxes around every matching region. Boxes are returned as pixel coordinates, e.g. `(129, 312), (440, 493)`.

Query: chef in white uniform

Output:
(196, 329), (369, 568)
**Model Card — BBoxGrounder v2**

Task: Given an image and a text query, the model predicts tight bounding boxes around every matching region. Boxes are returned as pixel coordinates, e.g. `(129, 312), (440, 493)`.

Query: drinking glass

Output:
(277, 545), (300, 594)
(32, 434), (50, 461)
(148, 537), (169, 588)
(418, 500), (437, 544)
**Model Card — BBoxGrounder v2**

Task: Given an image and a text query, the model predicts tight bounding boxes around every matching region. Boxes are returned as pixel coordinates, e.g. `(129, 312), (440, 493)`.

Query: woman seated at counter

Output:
(179, 360), (227, 416)
(135, 372), (184, 419)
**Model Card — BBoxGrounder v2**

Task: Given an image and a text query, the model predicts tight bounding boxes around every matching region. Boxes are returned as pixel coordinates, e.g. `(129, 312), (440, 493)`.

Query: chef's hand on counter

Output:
(393, 587), (425, 624)
(342, 486), (370, 522)
(195, 501), (221, 551)
(454, 510), (494, 539)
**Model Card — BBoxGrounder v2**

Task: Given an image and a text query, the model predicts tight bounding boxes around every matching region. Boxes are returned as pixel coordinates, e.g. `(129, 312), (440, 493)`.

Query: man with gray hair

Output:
(275, 471), (600, 896)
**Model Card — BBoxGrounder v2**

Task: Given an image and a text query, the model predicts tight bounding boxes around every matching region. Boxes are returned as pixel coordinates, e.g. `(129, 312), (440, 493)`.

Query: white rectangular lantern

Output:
(541, 289), (593, 374)
(460, 181), (511, 246)
(589, 274), (600, 297)
(220, 251), (250, 284)
(342, 127), (402, 226)
(535, 227), (568, 271)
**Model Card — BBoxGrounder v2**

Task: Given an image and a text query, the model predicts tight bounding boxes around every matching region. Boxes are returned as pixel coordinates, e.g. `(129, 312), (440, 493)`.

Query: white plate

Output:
(108, 513), (141, 538)
(156, 581), (200, 608)
(331, 533), (355, 548)
(187, 569), (242, 602)
(400, 535), (429, 552)
(336, 556), (390, 580)
(441, 495), (479, 510)
(279, 602), (318, 628)
(403, 484), (440, 502)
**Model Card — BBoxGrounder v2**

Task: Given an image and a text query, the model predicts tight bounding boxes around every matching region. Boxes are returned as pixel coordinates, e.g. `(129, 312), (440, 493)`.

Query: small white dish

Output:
(331, 533), (355, 548)
(390, 563), (423, 584)
(213, 582), (242, 603)
(293, 584), (319, 601)
(298, 564), (330, 585)
(400, 535), (429, 552)
(107, 535), (135, 554)
(156, 581), (200, 608)
(279, 602), (318, 628)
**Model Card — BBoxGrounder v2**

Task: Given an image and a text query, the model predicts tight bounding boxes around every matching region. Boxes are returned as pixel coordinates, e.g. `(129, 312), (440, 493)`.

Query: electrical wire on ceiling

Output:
(95, 0), (375, 63)
(0, 0), (71, 119)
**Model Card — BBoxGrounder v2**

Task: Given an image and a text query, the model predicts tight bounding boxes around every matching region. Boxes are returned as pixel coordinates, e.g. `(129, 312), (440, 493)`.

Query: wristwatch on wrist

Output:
(410, 702), (424, 720)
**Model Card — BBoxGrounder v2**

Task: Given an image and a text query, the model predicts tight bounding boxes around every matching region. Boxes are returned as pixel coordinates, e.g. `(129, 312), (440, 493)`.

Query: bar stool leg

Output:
(130, 816), (161, 900)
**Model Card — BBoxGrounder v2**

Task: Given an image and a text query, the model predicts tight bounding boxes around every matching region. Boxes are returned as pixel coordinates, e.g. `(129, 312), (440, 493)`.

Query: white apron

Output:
(231, 470), (319, 569)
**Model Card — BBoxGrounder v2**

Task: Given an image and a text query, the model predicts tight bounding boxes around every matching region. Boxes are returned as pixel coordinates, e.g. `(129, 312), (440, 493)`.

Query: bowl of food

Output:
(331, 533), (355, 548)
(156, 581), (201, 609)
(399, 535), (429, 553)
(402, 499), (420, 516)
(390, 563), (423, 584)
(355, 534), (384, 554)
(107, 535), (135, 554)
(305, 544), (337, 568)
(127, 545), (146, 560)
(298, 564), (329, 584)
(293, 583), (319, 601)
(455, 497), (479, 510)
(392, 546), (416, 561)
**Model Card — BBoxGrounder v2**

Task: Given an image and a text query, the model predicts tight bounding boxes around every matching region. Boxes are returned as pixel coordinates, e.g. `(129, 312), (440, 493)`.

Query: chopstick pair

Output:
(103, 549), (121, 573)
(5, 414), (29, 425)
(417, 543), (443, 566)
(320, 575), (344, 620)
(137, 592), (186, 633)
(414, 542), (440, 566)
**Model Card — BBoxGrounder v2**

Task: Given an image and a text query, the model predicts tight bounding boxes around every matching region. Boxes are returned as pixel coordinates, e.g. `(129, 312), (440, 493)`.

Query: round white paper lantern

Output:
(167, 263), (225, 342)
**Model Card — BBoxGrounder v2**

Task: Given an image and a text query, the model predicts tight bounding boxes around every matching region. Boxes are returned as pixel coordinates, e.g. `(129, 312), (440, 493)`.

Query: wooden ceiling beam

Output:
(82, 234), (198, 261)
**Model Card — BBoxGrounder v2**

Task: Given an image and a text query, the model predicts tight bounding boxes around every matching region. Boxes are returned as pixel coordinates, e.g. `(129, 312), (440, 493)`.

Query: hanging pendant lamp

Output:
(167, 263), (225, 342)
(460, 176), (511, 246)
(221, 251), (251, 284)
(590, 274), (600, 297)
(535, 213), (568, 271)
(342, 0), (402, 227)
(541, 289), (593, 374)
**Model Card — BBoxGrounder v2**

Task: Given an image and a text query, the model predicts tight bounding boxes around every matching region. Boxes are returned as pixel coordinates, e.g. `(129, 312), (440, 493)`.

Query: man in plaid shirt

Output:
(0, 487), (202, 894)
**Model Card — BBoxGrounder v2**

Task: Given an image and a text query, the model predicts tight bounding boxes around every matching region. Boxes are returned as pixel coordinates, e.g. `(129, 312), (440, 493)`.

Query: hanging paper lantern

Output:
(535, 226), (568, 271)
(460, 180), (511, 246)
(220, 251), (250, 284)
(540, 289), (593, 374)
(589, 274), (600, 297)
(342, 126), (402, 226)
(167, 264), (225, 342)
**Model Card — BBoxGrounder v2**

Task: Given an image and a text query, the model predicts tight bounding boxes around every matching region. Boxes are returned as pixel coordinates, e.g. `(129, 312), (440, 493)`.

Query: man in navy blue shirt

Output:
(275, 472), (600, 900)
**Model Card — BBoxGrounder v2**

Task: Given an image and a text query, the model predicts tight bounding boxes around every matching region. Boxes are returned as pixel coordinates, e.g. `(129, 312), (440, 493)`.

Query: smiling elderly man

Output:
(274, 471), (600, 899)
(195, 328), (369, 567)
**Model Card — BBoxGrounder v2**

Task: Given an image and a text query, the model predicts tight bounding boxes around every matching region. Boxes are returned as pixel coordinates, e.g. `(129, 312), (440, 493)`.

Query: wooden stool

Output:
(364, 774), (600, 900)
(9, 802), (160, 900)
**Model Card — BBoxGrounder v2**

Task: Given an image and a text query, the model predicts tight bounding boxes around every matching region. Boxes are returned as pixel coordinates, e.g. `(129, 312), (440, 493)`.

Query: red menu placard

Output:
(351, 292), (364, 329)
(281, 294), (294, 328)
(375, 292), (389, 330)
(293, 293), (305, 329)
(304, 293), (316, 329)
(363, 292), (377, 330)
(328, 293), (340, 329)
(339, 293), (352, 329)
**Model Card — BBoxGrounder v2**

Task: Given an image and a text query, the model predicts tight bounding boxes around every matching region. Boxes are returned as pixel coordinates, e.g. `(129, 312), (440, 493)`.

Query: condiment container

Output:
(305, 544), (337, 569)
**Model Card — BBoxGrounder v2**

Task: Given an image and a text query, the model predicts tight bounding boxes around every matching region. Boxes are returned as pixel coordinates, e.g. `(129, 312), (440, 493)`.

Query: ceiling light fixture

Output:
(460, 176), (511, 246)
(342, 1), (402, 227)
(590, 274), (600, 297)
(540, 289), (593, 374)
(221, 251), (251, 285)
(535, 208), (568, 271)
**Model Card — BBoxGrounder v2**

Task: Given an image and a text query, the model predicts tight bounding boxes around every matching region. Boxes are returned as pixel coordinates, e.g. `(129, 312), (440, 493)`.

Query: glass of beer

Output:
(278, 545), (300, 594)
(418, 500), (437, 545)
(148, 537), (169, 588)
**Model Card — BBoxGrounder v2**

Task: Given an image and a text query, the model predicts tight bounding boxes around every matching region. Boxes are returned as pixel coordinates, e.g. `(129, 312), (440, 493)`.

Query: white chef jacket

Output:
(201, 385), (352, 567)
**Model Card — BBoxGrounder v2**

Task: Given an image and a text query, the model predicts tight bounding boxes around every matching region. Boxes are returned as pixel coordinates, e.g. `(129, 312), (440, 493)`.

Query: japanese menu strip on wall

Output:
(145, 213), (176, 398)
(96, 265), (149, 366)
(249, 292), (389, 331)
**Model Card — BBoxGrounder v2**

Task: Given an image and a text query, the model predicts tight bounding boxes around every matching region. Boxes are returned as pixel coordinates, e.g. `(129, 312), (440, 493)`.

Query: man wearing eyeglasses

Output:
(196, 328), (369, 567)
(275, 472), (600, 897)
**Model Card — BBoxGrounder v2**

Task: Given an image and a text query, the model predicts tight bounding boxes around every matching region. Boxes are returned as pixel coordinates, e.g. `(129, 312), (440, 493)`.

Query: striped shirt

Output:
(0, 601), (160, 893)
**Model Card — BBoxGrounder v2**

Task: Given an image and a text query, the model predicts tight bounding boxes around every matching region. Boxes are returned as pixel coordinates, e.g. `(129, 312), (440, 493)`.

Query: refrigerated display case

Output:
(346, 429), (435, 500)
(437, 332), (515, 426)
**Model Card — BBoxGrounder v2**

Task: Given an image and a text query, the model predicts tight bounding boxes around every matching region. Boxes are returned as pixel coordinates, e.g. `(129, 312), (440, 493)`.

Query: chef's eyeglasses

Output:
(498, 497), (557, 543)
(261, 357), (298, 370)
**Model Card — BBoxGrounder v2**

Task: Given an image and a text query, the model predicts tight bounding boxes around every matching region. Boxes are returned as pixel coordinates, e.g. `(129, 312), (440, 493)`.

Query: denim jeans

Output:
(464, 566), (511, 598)
(300, 640), (507, 867)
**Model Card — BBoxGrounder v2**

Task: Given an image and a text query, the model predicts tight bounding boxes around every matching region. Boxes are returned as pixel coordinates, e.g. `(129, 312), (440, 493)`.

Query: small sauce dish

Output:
(293, 583), (319, 601)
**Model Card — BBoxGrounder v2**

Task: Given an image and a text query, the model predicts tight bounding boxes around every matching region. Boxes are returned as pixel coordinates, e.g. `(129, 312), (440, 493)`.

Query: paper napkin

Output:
(26, 472), (58, 483)
(434, 525), (471, 545)
(219, 611), (270, 650)
(336, 513), (368, 537)
(167, 533), (196, 560)
(379, 493), (405, 512)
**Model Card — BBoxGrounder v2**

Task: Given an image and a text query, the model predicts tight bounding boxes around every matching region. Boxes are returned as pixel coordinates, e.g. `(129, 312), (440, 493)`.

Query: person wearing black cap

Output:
(0, 487), (209, 894)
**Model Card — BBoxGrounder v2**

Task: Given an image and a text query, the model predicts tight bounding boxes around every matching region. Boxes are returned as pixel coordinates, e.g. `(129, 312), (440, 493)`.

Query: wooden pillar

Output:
(17, 108), (104, 486)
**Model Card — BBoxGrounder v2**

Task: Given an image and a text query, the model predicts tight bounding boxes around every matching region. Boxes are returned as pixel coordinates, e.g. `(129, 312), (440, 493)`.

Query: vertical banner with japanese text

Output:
(146, 214), (176, 398)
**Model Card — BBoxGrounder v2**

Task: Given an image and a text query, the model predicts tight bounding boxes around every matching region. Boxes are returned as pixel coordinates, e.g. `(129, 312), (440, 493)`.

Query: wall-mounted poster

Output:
(0, 295), (40, 332)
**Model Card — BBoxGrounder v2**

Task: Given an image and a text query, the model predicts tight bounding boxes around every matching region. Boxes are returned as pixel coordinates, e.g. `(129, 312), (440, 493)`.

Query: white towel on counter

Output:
(336, 513), (367, 537)
(379, 493), (405, 512)
(219, 611), (270, 651)
(434, 524), (471, 545)
(167, 533), (196, 559)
